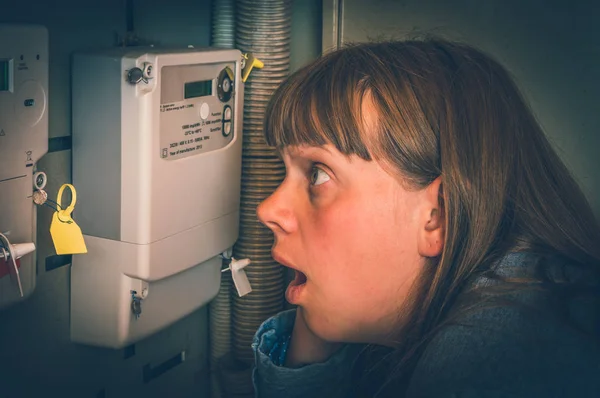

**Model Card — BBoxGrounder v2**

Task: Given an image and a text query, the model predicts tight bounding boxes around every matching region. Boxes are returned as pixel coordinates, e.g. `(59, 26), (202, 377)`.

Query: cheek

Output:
(307, 199), (410, 292)
(307, 201), (365, 263)
(306, 194), (421, 311)
(310, 195), (415, 263)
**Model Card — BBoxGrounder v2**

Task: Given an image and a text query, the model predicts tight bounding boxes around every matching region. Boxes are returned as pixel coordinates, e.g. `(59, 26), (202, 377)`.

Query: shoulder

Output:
(407, 305), (600, 397)
(252, 309), (363, 398)
(406, 253), (600, 397)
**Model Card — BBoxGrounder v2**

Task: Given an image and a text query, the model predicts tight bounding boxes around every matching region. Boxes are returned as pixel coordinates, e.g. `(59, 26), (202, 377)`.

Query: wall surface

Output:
(0, 0), (322, 397)
(327, 0), (600, 215)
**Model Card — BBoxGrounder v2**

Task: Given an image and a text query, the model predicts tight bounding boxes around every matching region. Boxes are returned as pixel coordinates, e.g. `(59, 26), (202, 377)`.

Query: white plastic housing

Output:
(70, 47), (243, 348)
(0, 24), (49, 309)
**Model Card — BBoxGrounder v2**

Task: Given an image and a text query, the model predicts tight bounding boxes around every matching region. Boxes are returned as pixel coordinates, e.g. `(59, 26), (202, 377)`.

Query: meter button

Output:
(200, 103), (210, 120)
(224, 106), (232, 121)
(223, 122), (232, 137)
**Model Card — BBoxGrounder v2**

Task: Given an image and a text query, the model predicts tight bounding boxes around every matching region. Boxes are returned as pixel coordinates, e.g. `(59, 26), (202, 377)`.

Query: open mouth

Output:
(290, 270), (307, 287)
(286, 270), (307, 304)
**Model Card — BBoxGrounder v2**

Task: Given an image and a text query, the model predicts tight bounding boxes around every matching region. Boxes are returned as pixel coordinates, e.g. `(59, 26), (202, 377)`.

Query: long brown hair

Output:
(263, 38), (600, 394)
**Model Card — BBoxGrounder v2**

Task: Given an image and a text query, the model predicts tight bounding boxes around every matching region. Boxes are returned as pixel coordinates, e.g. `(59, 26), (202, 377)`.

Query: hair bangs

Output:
(263, 52), (372, 159)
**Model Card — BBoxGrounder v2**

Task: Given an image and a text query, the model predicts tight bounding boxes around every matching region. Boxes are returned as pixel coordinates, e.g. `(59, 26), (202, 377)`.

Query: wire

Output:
(0, 232), (24, 297)
(40, 202), (72, 223)
(43, 202), (60, 212)
(46, 198), (62, 210)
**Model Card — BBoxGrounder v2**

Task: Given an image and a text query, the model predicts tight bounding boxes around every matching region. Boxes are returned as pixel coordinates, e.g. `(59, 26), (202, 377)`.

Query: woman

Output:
(252, 38), (600, 397)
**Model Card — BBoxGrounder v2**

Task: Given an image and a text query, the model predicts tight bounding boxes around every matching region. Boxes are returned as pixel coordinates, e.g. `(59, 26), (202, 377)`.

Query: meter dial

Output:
(222, 78), (231, 93)
(217, 68), (233, 102)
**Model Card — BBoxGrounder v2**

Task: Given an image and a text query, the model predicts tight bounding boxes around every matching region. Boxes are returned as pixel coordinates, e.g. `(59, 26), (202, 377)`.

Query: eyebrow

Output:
(285, 145), (333, 158)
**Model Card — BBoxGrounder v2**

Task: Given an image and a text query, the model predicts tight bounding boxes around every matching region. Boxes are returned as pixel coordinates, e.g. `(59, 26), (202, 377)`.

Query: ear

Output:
(417, 177), (445, 258)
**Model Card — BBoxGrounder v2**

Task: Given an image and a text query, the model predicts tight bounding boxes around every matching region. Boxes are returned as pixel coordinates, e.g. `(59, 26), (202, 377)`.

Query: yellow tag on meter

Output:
(241, 53), (264, 83)
(50, 184), (87, 255)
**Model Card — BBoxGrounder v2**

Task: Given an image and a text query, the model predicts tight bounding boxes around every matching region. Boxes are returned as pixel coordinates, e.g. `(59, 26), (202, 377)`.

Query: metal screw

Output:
(131, 297), (142, 317)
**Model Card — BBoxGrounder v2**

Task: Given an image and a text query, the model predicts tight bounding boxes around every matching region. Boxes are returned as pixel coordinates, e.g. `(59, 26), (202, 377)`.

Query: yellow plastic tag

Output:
(50, 184), (88, 255)
(241, 53), (264, 83)
(224, 66), (234, 81)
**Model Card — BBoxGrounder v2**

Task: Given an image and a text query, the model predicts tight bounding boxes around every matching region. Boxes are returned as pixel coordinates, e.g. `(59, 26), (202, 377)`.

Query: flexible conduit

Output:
(209, 2), (236, 398)
(211, 0), (235, 49)
(209, 1), (293, 396)
(232, 0), (293, 367)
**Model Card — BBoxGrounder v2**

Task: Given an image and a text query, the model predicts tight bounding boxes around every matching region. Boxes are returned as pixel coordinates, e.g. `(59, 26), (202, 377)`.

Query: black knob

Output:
(217, 68), (233, 102)
(127, 67), (144, 85)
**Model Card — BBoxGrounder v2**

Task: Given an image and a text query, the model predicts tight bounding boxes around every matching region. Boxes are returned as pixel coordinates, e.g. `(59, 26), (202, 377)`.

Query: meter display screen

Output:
(0, 60), (9, 91)
(184, 80), (212, 99)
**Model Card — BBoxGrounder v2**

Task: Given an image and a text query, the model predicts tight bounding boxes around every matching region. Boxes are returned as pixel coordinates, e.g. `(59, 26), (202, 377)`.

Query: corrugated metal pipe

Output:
(209, 1), (293, 397)
(208, 2), (236, 398)
(232, 0), (292, 365)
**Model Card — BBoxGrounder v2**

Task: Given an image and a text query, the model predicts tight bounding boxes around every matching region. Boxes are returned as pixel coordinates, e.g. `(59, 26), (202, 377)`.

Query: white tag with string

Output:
(222, 257), (252, 297)
(0, 233), (27, 298)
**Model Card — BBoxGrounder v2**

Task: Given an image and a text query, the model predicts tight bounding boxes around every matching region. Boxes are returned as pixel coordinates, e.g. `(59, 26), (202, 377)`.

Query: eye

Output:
(309, 165), (331, 186)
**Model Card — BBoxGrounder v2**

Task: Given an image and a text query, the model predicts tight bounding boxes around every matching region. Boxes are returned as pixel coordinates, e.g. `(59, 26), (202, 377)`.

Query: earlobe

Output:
(418, 178), (445, 258)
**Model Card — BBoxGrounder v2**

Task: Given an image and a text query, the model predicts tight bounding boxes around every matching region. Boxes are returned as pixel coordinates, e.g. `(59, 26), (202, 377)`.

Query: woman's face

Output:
(257, 103), (444, 345)
(257, 101), (443, 344)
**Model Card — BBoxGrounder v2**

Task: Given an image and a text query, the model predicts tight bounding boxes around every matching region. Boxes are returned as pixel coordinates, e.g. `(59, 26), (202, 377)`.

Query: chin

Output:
(304, 308), (393, 345)
(303, 309), (366, 343)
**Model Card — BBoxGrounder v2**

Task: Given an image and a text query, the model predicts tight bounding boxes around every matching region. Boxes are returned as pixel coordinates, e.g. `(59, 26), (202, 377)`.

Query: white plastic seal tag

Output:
(222, 257), (252, 297)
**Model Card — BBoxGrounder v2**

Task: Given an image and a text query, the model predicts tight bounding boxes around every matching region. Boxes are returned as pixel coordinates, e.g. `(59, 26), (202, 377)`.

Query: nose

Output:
(256, 181), (297, 234)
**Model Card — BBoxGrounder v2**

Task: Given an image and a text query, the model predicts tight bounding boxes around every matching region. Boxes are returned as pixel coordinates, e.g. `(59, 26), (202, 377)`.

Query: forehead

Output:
(359, 93), (379, 140)
(263, 60), (375, 161)
(276, 93), (380, 156)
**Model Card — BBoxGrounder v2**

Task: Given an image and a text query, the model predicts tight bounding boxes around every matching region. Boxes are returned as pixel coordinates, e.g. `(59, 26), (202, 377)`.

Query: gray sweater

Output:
(252, 253), (600, 397)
